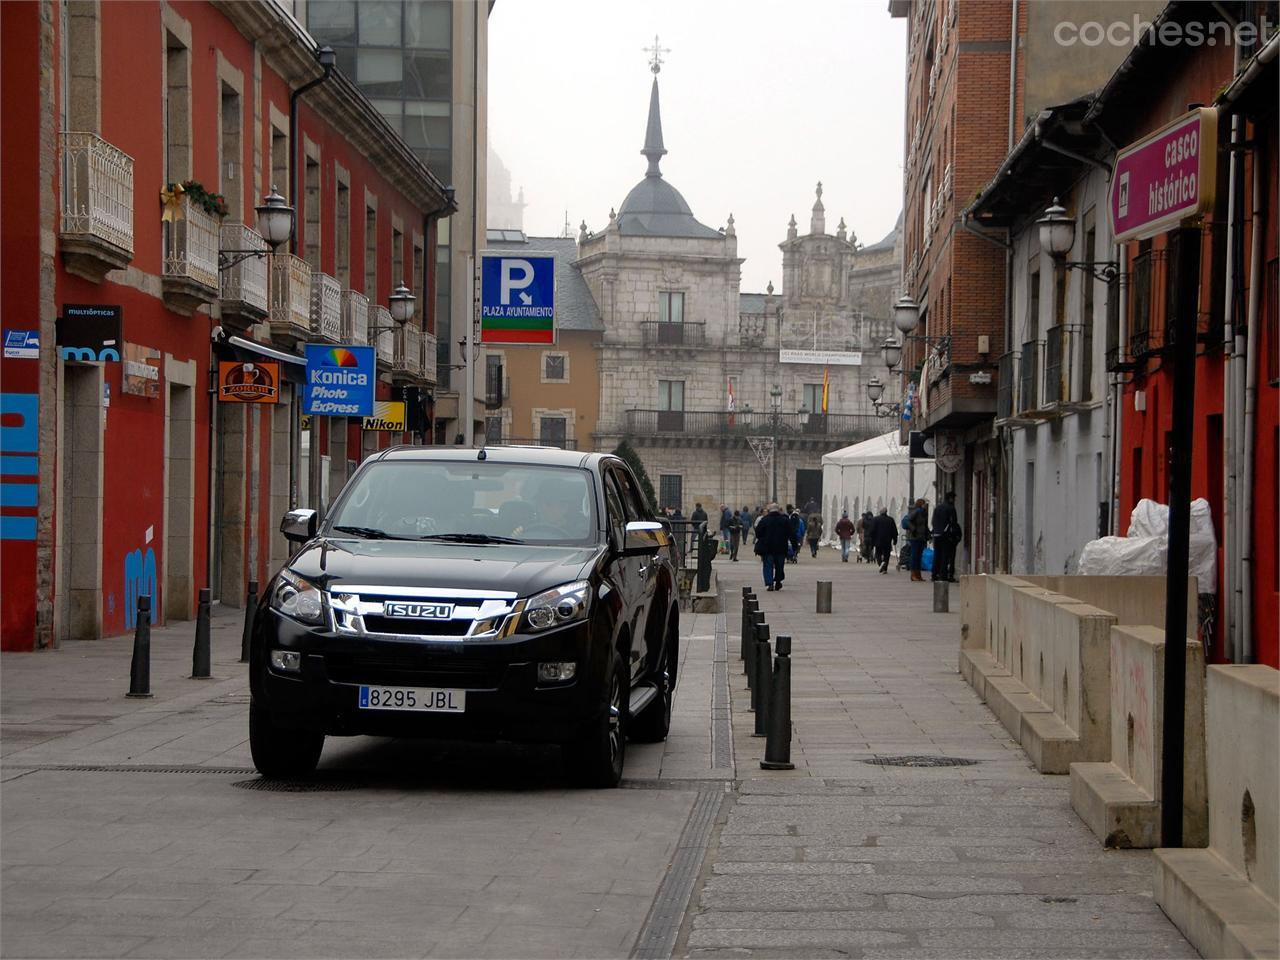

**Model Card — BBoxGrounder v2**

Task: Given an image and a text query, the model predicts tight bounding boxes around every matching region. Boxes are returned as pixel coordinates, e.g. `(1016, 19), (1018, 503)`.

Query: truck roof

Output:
(374, 445), (607, 469)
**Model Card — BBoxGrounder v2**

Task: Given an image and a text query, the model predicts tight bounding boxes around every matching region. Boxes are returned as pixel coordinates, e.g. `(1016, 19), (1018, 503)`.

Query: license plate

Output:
(357, 685), (466, 712)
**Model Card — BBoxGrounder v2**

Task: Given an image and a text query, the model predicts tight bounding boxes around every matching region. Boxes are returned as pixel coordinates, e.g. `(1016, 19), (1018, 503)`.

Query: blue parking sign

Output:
(480, 253), (556, 344)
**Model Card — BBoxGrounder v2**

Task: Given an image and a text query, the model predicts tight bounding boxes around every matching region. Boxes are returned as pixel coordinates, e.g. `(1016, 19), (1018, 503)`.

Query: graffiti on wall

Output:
(0, 392), (39, 541)
(123, 547), (157, 629)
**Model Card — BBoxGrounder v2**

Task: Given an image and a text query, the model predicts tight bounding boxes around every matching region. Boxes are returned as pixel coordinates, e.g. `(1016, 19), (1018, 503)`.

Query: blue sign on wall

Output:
(479, 253), (556, 344)
(302, 344), (375, 417)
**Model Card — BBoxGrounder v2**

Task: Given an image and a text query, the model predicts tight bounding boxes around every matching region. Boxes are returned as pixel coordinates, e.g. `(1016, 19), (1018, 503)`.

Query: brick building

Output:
(0, 0), (450, 650)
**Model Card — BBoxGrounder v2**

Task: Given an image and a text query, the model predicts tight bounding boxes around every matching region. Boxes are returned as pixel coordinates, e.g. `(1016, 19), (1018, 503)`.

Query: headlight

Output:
(270, 570), (326, 626)
(524, 580), (590, 632)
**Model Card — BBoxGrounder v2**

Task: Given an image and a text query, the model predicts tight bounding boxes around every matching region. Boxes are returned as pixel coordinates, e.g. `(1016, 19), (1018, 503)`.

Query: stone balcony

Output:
(420, 332), (438, 386)
(393, 324), (422, 380)
(341, 289), (369, 345)
(309, 271), (342, 343)
(217, 221), (268, 329)
(59, 131), (134, 283)
(268, 253), (312, 345)
(162, 193), (220, 315)
(621, 409), (880, 449)
(371, 305), (394, 366)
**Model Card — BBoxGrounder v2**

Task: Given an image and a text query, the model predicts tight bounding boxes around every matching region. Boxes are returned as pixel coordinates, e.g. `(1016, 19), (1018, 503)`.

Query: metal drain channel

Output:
(233, 778), (361, 792)
(710, 612), (733, 771)
(0, 763), (256, 775)
(861, 755), (981, 767)
(632, 787), (724, 959)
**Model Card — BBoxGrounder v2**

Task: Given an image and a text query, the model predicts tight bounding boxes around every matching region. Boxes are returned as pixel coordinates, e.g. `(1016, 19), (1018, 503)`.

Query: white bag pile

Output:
(1076, 498), (1218, 593)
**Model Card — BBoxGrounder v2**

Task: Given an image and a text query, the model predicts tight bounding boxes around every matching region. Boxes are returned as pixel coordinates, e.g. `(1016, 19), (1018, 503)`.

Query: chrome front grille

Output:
(328, 585), (522, 640)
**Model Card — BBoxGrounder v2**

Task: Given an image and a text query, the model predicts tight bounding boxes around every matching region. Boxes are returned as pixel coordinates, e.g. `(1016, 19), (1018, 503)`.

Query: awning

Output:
(216, 335), (307, 384)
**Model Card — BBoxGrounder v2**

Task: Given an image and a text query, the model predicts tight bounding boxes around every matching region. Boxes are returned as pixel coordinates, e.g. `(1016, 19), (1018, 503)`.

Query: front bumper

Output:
(252, 608), (605, 743)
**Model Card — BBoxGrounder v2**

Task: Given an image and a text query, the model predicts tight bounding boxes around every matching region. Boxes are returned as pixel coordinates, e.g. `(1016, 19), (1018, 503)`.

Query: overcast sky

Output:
(488, 0), (907, 293)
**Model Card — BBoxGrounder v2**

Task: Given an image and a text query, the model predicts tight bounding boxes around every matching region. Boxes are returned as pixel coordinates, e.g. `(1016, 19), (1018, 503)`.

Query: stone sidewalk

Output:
(676, 550), (1197, 959)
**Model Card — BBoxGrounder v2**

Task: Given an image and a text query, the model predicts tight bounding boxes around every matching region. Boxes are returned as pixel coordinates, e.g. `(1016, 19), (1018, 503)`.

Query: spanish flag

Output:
(821, 366), (830, 413)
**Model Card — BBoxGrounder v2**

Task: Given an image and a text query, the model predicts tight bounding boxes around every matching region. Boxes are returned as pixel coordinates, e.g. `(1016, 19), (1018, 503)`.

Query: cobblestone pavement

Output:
(676, 550), (1196, 959)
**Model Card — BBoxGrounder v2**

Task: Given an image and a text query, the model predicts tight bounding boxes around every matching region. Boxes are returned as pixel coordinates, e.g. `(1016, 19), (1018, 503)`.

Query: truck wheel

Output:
(249, 700), (324, 779)
(631, 628), (674, 743)
(564, 653), (626, 788)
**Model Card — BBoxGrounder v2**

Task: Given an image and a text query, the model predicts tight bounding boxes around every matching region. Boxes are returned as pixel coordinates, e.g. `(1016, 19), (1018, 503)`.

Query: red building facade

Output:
(1, 1), (449, 650)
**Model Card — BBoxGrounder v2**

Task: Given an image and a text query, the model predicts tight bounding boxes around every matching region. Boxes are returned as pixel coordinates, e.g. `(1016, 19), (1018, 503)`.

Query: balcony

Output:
(393, 324), (422, 380)
(996, 351), (1017, 421)
(1043, 325), (1066, 407)
(341, 289), (369, 345)
(640, 321), (707, 348)
(485, 364), (509, 408)
(309, 271), (342, 343)
(60, 131), (134, 282)
(371, 306), (394, 366)
(420, 332), (438, 386)
(269, 254), (312, 344)
(218, 222), (268, 327)
(622, 409), (880, 448)
(162, 193), (220, 315)
(489, 437), (579, 450)
(1017, 339), (1058, 420)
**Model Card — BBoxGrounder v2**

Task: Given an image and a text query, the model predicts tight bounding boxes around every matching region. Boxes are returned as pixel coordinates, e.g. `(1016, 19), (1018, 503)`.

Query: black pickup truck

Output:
(248, 446), (679, 787)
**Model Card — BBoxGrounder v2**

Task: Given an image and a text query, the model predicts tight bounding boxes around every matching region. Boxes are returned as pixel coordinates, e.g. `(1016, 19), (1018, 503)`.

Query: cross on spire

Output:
(644, 34), (670, 75)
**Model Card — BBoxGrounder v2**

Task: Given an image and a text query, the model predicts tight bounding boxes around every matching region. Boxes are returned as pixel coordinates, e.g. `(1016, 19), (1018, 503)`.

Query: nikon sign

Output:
(302, 344), (375, 417)
(362, 400), (406, 431)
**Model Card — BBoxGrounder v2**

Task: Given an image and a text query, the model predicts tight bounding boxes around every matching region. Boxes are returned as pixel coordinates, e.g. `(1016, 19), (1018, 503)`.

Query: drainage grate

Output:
(861, 755), (981, 767)
(2, 763), (256, 775)
(232, 777), (361, 792)
(710, 612), (733, 771)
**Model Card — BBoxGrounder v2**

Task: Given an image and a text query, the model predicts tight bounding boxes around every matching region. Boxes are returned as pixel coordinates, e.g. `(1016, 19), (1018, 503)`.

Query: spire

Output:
(836, 217), (847, 242)
(787, 214), (798, 241)
(642, 77), (667, 177)
(810, 181), (825, 235)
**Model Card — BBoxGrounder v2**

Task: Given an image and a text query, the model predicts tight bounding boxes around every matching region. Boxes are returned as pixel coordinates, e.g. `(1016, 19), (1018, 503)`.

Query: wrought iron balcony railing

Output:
(163, 193), (219, 293)
(309, 271), (342, 343)
(60, 131), (134, 267)
(269, 254), (312, 342)
(218, 222), (268, 318)
(420, 332), (438, 386)
(623, 409), (880, 439)
(394, 323), (422, 377)
(1019, 340), (1045, 414)
(996, 351), (1017, 420)
(1043, 324), (1066, 406)
(640, 321), (707, 348)
(487, 437), (579, 450)
(372, 305), (394, 365)
(341, 289), (369, 345)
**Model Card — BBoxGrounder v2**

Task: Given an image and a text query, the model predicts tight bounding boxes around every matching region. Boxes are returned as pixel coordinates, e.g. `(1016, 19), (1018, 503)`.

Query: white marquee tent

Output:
(820, 431), (936, 544)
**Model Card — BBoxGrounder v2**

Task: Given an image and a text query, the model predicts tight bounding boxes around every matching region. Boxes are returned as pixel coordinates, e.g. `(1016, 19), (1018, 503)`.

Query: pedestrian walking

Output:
(869, 507), (898, 574)
(728, 508), (742, 561)
(787, 506), (804, 563)
(690, 502), (707, 535)
(805, 509), (823, 558)
(739, 506), (753, 544)
(859, 510), (875, 562)
(718, 503), (733, 553)
(755, 502), (795, 591)
(835, 510), (856, 562)
(930, 491), (962, 583)
(906, 498), (930, 581)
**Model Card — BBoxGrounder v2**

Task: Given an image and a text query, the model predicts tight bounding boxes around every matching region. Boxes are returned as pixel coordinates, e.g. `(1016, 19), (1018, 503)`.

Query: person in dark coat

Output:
(689, 503), (707, 534)
(727, 509), (742, 562)
(869, 507), (899, 574)
(739, 506), (753, 544)
(835, 511), (856, 562)
(805, 510), (824, 558)
(930, 491), (961, 583)
(906, 498), (931, 581)
(755, 502), (795, 591)
(786, 505), (803, 563)
(859, 510), (875, 561)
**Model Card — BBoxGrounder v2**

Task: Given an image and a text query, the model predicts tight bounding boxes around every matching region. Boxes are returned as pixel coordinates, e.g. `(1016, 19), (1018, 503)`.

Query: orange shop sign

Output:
(218, 361), (281, 403)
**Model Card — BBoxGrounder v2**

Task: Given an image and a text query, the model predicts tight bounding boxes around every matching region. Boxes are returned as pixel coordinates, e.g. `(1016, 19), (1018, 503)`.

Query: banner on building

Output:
(362, 401), (406, 431)
(779, 349), (862, 365)
(479, 252), (556, 344)
(303, 344), (375, 417)
(121, 343), (161, 398)
(1110, 107), (1217, 243)
(218, 361), (281, 403)
(56, 304), (122, 362)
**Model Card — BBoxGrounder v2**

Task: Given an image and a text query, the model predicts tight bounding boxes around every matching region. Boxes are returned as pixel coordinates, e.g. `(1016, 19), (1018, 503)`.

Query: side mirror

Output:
(281, 508), (318, 543)
(621, 520), (667, 557)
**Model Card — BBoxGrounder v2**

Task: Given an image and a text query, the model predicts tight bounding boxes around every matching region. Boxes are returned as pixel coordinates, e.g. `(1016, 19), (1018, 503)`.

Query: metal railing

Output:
(997, 351), (1017, 420)
(60, 131), (134, 255)
(394, 323), (422, 377)
(623, 409), (880, 438)
(310, 271), (342, 342)
(1044, 324), (1066, 405)
(487, 437), (579, 450)
(269, 253), (312, 339)
(219, 222), (268, 313)
(341, 289), (369, 345)
(372, 305), (394, 364)
(420, 332), (438, 385)
(640, 321), (707, 348)
(1019, 340), (1045, 414)
(163, 193), (219, 291)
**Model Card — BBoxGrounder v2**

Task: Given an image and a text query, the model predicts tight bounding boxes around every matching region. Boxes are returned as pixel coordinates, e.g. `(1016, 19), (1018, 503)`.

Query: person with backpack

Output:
(906, 498), (931, 581)
(931, 491), (962, 582)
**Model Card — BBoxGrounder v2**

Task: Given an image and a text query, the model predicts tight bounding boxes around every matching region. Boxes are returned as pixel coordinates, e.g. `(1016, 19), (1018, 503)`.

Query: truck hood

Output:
(286, 538), (602, 598)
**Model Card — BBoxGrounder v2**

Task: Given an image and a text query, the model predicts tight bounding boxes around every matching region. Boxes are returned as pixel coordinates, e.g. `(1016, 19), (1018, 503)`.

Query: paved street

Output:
(1, 552), (1196, 958)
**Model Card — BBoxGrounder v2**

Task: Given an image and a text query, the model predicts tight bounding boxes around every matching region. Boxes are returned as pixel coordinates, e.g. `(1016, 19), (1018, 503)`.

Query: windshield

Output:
(327, 461), (599, 546)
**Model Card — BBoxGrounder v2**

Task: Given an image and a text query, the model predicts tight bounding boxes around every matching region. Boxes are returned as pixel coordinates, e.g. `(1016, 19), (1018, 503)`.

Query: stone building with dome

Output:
(574, 60), (902, 513)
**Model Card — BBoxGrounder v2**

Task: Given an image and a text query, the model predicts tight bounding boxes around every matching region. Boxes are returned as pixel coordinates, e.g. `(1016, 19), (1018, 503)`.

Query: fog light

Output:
(537, 661), (576, 683)
(270, 649), (302, 673)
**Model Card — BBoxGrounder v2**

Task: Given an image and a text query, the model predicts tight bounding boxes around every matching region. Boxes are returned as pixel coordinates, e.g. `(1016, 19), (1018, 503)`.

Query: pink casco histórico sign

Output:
(1110, 107), (1218, 243)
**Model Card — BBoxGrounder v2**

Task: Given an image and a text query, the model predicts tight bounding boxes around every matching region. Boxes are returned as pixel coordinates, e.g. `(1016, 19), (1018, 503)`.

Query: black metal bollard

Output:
(739, 587), (753, 662)
(742, 598), (759, 669)
(696, 533), (714, 593)
(191, 587), (212, 679)
(240, 579), (258, 663)
(753, 629), (772, 738)
(127, 595), (153, 698)
(746, 605), (762, 690)
(761, 634), (795, 770)
(748, 619), (768, 707)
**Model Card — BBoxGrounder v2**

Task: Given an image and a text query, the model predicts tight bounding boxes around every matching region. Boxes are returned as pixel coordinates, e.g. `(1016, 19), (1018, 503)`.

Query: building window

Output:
(1080, 211), (1096, 401)
(219, 83), (242, 220)
(336, 178), (351, 287)
(657, 380), (685, 411)
(304, 153), (321, 270)
(659, 475), (683, 512)
(543, 353), (567, 383)
(364, 204), (378, 298)
(485, 355), (504, 406)
(539, 416), (567, 449)
(484, 416), (503, 445)
(62, 1), (101, 134)
(1027, 264), (1041, 339)
(802, 383), (824, 413)
(270, 124), (288, 203)
(658, 291), (684, 325)
(164, 29), (191, 182)
(412, 238), (425, 321)
(392, 226), (404, 296)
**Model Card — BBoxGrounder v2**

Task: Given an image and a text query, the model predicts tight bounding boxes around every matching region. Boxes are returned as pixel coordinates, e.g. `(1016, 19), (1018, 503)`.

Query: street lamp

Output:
(1037, 197), (1119, 281)
(388, 282), (416, 325)
(218, 187), (295, 271)
(880, 337), (902, 372)
(769, 385), (782, 503)
(865, 376), (901, 419)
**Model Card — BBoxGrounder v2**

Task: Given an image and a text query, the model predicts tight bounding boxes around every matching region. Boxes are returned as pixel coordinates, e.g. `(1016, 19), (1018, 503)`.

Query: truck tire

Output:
(249, 700), (324, 779)
(564, 652), (626, 788)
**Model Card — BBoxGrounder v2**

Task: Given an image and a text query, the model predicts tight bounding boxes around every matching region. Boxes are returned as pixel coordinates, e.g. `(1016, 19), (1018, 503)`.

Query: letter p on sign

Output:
(500, 259), (534, 305)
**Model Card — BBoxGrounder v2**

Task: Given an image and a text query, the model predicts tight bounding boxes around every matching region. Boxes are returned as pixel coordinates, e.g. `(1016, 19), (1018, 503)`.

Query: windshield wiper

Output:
(331, 525), (417, 541)
(417, 533), (525, 545)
